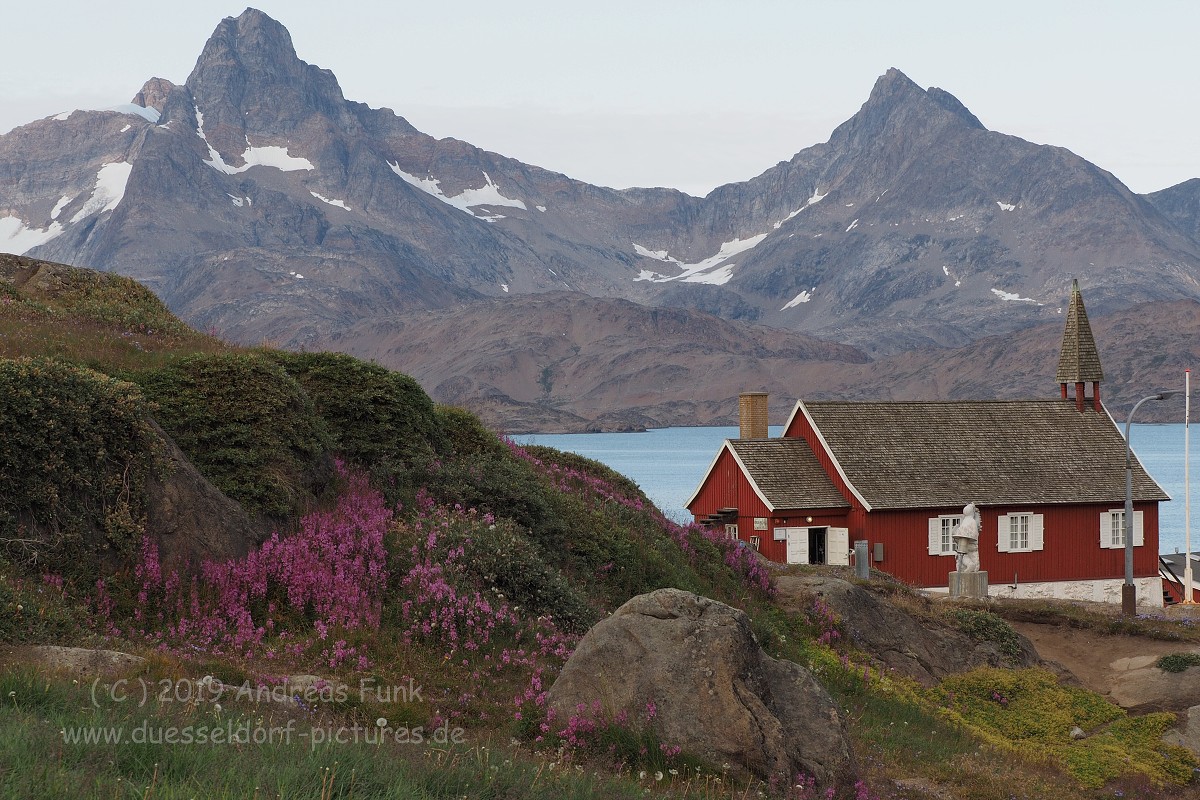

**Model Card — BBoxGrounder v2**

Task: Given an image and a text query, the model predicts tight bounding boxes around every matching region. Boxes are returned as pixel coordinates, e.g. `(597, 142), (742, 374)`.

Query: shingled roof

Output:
(1055, 279), (1104, 383)
(794, 399), (1168, 510)
(726, 438), (850, 510)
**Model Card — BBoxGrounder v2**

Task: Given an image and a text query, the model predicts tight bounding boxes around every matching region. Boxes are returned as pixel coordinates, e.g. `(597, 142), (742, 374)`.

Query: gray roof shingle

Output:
(799, 399), (1168, 509)
(727, 438), (850, 510)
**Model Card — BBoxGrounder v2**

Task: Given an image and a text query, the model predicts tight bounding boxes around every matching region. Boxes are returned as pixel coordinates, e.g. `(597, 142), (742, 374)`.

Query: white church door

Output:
(784, 528), (809, 564)
(827, 527), (850, 566)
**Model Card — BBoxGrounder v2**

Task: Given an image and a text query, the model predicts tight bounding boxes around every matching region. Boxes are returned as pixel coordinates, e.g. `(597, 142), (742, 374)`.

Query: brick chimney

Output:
(738, 392), (769, 439)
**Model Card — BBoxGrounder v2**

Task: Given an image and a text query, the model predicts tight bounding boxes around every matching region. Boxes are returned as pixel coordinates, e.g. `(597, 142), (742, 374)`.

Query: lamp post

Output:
(1123, 391), (1182, 616)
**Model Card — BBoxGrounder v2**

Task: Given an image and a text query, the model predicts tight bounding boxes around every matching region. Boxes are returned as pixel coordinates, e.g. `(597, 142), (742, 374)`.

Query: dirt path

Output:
(1010, 621), (1200, 710)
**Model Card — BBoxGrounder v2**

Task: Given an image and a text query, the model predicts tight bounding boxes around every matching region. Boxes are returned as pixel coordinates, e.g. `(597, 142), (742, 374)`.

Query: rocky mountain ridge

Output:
(2, 8), (1198, 429)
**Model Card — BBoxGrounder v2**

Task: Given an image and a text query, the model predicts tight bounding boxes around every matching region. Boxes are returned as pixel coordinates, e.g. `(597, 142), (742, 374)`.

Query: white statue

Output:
(953, 503), (981, 573)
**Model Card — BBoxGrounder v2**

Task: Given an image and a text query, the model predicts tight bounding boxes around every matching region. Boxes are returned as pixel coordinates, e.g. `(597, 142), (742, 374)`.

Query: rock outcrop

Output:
(775, 576), (1039, 685)
(546, 588), (854, 785)
(143, 420), (264, 574)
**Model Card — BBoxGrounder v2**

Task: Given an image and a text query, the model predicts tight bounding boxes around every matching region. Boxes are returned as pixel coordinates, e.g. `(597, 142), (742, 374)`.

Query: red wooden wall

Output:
(864, 502), (1160, 588)
(688, 447), (771, 521)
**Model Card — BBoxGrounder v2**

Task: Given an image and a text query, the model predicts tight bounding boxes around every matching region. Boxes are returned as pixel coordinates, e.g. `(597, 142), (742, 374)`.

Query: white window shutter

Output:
(827, 528), (850, 566)
(1100, 511), (1112, 549)
(1134, 511), (1145, 547)
(1030, 514), (1044, 551)
(997, 514), (1011, 552)
(928, 518), (941, 556)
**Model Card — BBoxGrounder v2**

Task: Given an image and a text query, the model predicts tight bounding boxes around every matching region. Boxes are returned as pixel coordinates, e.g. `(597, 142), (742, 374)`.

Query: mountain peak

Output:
(864, 68), (983, 130)
(871, 67), (925, 99)
(183, 7), (353, 152)
(131, 77), (178, 114)
(188, 8), (304, 88)
(829, 68), (986, 148)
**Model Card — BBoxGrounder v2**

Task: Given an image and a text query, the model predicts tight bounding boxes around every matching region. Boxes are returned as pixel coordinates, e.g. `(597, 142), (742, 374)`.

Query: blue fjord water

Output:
(520, 424), (1199, 556)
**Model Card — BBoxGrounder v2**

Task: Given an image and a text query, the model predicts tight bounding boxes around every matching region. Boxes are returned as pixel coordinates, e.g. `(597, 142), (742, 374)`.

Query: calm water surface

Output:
(520, 424), (1199, 555)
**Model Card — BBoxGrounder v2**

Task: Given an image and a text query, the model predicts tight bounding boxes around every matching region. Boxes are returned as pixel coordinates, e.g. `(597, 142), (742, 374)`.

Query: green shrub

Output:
(427, 516), (597, 633)
(428, 455), (556, 537)
(435, 405), (506, 459)
(46, 273), (193, 337)
(1, 261), (192, 337)
(269, 351), (444, 471)
(128, 352), (332, 519)
(0, 357), (160, 573)
(948, 608), (1023, 661)
(1155, 652), (1200, 673)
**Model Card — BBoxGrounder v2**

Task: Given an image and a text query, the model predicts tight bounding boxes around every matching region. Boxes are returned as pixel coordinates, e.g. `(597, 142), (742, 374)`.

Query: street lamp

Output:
(1123, 391), (1182, 616)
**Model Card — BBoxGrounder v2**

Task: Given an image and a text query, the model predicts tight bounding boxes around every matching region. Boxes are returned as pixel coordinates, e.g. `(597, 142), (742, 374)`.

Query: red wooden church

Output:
(686, 282), (1171, 608)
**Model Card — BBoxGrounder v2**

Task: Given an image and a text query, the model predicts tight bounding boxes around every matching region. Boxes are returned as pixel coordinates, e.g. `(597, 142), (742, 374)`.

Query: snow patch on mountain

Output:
(773, 189), (827, 229)
(195, 107), (313, 174)
(632, 232), (769, 285)
(633, 244), (680, 264)
(782, 289), (814, 309)
(310, 192), (350, 211)
(51, 195), (72, 220)
(846, 219), (859, 232)
(996, 201), (1016, 211)
(70, 162), (133, 223)
(239, 145), (313, 172)
(107, 104), (160, 123)
(52, 111), (72, 121)
(634, 269), (667, 282)
(991, 288), (1037, 303)
(388, 164), (526, 217)
(681, 264), (734, 285)
(0, 217), (65, 255)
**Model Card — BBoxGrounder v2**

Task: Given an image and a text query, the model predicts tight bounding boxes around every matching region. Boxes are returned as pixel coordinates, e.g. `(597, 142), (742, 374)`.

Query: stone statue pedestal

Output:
(949, 571), (989, 599)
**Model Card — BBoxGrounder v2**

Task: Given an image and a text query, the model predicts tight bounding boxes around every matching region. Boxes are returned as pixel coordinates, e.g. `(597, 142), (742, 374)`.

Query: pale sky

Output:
(3, 1), (1198, 197)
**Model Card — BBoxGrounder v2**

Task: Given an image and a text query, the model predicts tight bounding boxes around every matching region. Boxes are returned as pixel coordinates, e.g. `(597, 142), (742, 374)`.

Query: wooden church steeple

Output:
(1055, 279), (1104, 412)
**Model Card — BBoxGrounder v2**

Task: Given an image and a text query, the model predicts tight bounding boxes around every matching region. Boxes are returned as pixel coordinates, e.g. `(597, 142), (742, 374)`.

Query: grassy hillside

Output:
(0, 255), (1196, 799)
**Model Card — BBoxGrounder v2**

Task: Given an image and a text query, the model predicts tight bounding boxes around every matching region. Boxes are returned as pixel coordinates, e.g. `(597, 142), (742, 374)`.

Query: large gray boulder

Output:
(546, 588), (854, 785)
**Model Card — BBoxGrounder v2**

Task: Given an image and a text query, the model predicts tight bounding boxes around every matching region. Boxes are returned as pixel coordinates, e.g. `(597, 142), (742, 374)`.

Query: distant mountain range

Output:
(1, 8), (1197, 430)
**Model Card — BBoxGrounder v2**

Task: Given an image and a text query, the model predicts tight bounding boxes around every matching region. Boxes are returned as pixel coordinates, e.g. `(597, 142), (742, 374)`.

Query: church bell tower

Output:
(1055, 279), (1104, 412)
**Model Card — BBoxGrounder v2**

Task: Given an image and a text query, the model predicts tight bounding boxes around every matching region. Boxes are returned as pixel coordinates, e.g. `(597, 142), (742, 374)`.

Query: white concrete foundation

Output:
(927, 577), (1163, 609)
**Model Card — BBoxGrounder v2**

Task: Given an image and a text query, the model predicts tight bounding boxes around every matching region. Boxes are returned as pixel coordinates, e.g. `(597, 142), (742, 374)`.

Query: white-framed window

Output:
(725, 523), (739, 541)
(1101, 509), (1144, 548)
(996, 512), (1044, 553)
(749, 535), (761, 551)
(1009, 514), (1029, 550)
(926, 515), (962, 556)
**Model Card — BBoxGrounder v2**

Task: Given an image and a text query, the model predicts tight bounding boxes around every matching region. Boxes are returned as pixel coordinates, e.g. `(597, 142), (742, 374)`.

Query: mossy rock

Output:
(128, 352), (332, 520)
